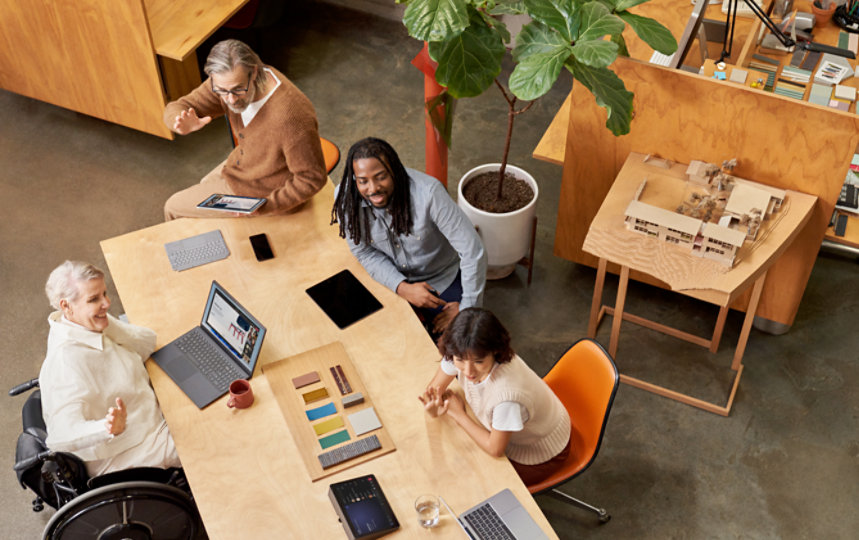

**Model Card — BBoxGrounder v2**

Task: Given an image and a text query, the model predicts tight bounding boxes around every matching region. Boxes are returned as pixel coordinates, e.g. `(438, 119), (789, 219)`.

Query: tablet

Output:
(306, 270), (383, 329)
(197, 194), (267, 213)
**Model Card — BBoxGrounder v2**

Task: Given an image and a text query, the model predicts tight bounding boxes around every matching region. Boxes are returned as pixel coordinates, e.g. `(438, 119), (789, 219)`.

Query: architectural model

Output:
(624, 159), (786, 267)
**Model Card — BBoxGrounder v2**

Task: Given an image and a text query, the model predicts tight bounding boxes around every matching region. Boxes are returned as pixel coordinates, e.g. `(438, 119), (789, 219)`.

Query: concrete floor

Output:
(2, 2), (858, 539)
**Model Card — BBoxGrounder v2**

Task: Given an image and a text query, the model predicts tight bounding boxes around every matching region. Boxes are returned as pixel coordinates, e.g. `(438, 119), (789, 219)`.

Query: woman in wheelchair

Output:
(40, 260), (181, 477)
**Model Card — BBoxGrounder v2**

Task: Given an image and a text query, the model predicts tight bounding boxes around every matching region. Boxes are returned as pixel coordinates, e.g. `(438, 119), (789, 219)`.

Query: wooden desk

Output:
(535, 0), (859, 329)
(583, 153), (817, 415)
(100, 183), (558, 539)
(0, 0), (249, 138)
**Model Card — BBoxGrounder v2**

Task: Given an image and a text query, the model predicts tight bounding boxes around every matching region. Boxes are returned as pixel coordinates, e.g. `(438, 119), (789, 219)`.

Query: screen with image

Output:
(206, 291), (260, 364)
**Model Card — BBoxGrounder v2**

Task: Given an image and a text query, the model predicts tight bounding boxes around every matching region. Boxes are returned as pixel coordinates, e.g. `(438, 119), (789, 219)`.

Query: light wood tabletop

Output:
(144, 0), (251, 61)
(100, 182), (558, 539)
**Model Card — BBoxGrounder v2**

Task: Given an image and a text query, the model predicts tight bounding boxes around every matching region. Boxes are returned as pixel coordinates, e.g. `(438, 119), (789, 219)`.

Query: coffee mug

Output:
(227, 379), (254, 409)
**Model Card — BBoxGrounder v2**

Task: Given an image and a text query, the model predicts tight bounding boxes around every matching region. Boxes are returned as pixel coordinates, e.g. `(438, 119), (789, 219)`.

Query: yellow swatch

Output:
(302, 387), (329, 404)
(313, 416), (345, 436)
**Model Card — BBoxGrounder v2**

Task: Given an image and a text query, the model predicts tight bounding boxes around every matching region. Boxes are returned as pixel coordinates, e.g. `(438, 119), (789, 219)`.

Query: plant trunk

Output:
(496, 93), (516, 201)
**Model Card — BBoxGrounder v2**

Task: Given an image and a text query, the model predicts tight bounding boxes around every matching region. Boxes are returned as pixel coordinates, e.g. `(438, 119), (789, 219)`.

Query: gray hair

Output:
(45, 261), (105, 310)
(204, 39), (267, 89)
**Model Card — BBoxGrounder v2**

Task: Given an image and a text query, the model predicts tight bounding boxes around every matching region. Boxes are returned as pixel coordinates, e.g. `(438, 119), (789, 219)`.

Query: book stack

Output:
(775, 65), (812, 100)
(830, 84), (857, 111)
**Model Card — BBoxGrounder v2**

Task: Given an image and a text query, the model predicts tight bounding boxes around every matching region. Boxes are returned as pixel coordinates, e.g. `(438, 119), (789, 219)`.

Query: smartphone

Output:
(249, 233), (274, 261)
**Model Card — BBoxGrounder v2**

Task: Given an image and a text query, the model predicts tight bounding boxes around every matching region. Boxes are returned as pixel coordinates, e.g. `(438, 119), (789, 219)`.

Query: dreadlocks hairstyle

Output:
(331, 137), (414, 245)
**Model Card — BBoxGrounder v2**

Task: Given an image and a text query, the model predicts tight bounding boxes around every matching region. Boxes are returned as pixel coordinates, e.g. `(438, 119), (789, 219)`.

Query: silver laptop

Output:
(151, 281), (266, 408)
(164, 229), (230, 271)
(440, 489), (549, 540)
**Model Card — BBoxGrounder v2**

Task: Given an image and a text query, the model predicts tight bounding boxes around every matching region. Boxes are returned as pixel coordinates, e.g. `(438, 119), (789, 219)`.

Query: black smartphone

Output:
(249, 233), (274, 261)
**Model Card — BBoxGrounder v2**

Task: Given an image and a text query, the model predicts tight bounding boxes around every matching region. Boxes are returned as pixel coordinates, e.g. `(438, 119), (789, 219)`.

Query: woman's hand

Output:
(105, 397), (127, 436)
(418, 387), (449, 418)
(443, 391), (466, 419)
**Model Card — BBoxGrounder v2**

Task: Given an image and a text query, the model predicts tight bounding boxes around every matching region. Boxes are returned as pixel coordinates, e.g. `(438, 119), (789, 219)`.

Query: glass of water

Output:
(415, 494), (440, 528)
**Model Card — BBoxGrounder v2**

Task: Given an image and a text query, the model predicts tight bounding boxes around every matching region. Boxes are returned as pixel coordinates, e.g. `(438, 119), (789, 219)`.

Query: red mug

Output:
(227, 379), (254, 409)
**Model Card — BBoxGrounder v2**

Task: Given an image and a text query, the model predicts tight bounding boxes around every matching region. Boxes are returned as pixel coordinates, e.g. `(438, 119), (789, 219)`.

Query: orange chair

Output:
(527, 338), (619, 523)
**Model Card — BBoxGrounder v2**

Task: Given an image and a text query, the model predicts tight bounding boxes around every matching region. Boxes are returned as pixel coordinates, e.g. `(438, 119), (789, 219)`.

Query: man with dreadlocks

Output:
(332, 138), (486, 337)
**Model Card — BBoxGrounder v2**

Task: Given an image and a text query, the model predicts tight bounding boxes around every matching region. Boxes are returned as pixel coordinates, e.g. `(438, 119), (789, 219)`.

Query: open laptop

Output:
(151, 281), (266, 408)
(440, 489), (549, 540)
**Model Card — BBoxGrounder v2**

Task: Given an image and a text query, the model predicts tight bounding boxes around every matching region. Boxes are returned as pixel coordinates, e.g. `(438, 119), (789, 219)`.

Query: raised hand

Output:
(172, 107), (212, 135)
(105, 397), (127, 436)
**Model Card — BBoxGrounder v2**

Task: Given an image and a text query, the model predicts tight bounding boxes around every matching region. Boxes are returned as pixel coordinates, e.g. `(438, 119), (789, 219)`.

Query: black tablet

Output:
(328, 475), (399, 540)
(306, 270), (383, 329)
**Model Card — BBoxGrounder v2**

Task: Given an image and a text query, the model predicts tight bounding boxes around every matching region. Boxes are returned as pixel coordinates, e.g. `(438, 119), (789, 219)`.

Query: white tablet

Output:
(197, 194), (267, 213)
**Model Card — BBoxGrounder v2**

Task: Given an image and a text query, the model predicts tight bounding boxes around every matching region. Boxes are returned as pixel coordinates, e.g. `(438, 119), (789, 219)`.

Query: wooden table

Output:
(583, 153), (817, 416)
(100, 182), (557, 539)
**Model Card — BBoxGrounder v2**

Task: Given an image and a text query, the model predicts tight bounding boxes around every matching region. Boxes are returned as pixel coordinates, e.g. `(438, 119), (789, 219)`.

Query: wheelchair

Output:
(11, 378), (205, 540)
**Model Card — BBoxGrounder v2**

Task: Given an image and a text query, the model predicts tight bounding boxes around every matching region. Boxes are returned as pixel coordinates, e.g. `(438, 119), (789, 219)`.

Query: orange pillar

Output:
(411, 43), (448, 186)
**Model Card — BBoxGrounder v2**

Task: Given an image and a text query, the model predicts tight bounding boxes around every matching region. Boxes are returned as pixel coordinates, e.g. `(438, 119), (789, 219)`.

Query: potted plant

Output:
(402, 0), (678, 277)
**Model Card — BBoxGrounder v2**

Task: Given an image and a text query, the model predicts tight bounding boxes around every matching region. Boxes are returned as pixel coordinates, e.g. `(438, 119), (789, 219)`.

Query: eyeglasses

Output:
(211, 72), (252, 96)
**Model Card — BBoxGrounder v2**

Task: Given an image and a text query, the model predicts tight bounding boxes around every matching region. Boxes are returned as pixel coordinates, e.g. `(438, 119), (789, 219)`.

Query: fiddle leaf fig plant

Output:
(402, 0), (677, 136)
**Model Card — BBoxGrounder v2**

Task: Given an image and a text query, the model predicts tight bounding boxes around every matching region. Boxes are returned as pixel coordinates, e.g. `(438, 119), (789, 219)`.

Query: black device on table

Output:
(329, 474), (399, 540)
(249, 233), (274, 261)
(306, 270), (383, 329)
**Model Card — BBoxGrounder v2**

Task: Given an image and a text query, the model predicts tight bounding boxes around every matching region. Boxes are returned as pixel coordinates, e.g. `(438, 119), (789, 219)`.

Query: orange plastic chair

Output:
(527, 338), (619, 523)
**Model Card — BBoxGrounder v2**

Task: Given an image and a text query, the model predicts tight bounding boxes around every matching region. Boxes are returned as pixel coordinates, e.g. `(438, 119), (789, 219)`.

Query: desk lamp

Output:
(718, 0), (856, 62)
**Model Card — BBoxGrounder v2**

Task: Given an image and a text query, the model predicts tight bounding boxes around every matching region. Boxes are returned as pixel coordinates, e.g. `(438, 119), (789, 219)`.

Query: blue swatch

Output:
(306, 402), (337, 421)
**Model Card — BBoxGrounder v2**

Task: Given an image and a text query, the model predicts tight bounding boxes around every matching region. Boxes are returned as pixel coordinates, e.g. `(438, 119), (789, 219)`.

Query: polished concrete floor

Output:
(2, 2), (858, 539)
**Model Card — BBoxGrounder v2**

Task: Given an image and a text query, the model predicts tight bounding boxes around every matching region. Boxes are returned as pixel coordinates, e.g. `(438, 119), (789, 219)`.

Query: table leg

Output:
(733, 271), (767, 370)
(710, 306), (729, 353)
(609, 265), (630, 358)
(588, 258), (608, 338)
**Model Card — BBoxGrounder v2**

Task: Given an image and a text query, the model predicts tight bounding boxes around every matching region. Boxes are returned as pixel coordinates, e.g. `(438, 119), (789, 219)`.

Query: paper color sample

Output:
(313, 416), (345, 436)
(348, 407), (382, 436)
(292, 371), (320, 389)
(306, 402), (338, 421)
(319, 430), (351, 449)
(302, 387), (329, 404)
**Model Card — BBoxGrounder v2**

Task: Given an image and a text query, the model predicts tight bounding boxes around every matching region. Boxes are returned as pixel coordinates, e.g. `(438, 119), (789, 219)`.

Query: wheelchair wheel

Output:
(42, 481), (201, 540)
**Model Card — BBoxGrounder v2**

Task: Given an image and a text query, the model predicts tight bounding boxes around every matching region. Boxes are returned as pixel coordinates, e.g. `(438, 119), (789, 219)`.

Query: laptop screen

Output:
(201, 282), (266, 374)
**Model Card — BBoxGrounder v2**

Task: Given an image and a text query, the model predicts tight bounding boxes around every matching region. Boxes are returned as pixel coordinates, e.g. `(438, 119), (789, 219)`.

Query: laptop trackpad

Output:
(155, 348), (196, 382)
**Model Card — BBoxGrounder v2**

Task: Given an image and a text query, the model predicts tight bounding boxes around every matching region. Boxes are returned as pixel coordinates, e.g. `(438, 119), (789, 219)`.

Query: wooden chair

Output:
(527, 338), (619, 523)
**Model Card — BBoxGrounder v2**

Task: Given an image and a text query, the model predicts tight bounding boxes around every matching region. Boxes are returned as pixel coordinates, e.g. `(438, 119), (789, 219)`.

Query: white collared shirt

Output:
(241, 67), (282, 126)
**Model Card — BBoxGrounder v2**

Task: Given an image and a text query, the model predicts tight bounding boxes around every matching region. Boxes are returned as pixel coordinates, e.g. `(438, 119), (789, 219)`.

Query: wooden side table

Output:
(583, 153), (817, 416)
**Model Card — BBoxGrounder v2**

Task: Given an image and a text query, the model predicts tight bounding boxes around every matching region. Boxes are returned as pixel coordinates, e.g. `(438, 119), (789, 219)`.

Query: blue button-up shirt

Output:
(340, 168), (486, 309)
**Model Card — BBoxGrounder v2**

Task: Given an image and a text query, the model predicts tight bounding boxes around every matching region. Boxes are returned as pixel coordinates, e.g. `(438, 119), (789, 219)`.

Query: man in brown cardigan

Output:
(162, 39), (326, 220)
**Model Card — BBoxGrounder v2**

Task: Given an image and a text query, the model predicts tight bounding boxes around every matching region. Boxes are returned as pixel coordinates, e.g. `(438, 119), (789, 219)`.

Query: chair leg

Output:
(549, 488), (611, 523)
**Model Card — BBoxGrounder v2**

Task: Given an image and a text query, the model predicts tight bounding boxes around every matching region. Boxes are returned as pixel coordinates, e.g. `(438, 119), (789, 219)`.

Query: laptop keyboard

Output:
(464, 503), (515, 540)
(175, 330), (244, 391)
(165, 230), (230, 272)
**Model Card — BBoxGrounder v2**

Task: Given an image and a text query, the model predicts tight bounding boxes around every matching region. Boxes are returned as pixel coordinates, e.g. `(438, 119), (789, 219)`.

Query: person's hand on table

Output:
(432, 302), (459, 334)
(442, 391), (466, 420)
(105, 397), (127, 436)
(396, 281), (445, 309)
(418, 387), (449, 418)
(172, 107), (212, 135)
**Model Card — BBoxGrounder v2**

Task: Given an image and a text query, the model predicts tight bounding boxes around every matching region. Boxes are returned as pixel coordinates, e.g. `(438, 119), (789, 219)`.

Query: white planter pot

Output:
(457, 163), (538, 279)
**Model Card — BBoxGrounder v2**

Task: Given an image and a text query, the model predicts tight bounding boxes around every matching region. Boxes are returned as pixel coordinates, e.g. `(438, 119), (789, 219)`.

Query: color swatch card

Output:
(292, 371), (320, 389)
(319, 430), (351, 449)
(302, 387), (329, 404)
(306, 402), (337, 421)
(348, 407), (382, 436)
(313, 416), (345, 436)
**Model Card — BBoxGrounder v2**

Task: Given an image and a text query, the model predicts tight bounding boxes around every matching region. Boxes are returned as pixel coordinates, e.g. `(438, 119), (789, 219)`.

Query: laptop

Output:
(151, 281), (266, 408)
(440, 489), (549, 540)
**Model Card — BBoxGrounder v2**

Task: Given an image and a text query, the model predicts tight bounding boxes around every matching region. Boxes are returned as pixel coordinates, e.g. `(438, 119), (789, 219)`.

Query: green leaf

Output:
(571, 39), (618, 68)
(489, 0), (527, 15)
(523, 0), (580, 41)
(430, 10), (505, 98)
(617, 12), (678, 54)
(614, 0), (651, 11)
(578, 2), (625, 42)
(567, 58), (634, 135)
(403, 0), (470, 42)
(611, 32), (630, 57)
(512, 20), (569, 60)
